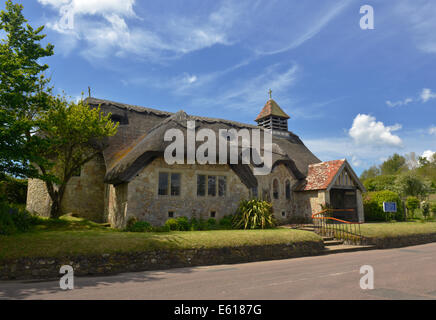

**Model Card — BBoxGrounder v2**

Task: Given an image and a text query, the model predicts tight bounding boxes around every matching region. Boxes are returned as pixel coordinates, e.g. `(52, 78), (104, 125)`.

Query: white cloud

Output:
(38, 0), (352, 63)
(429, 126), (436, 135)
(422, 150), (435, 161)
(349, 114), (403, 147)
(386, 98), (413, 107)
(420, 88), (436, 103)
(38, 0), (135, 32)
(184, 74), (197, 84)
(386, 88), (436, 107)
(306, 127), (436, 172)
(38, 0), (243, 61)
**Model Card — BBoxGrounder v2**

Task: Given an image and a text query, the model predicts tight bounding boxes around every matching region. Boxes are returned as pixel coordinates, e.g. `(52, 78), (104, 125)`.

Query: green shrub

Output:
(363, 191), (404, 222)
(421, 201), (430, 219)
(189, 217), (198, 231)
(165, 218), (179, 231)
(233, 199), (276, 229)
(126, 220), (152, 232)
(150, 225), (170, 232)
(126, 217), (137, 229)
(218, 215), (234, 229)
(9, 208), (34, 232)
(189, 217), (208, 231)
(0, 175), (27, 204)
(406, 196), (420, 219)
(0, 202), (38, 235)
(197, 218), (208, 230)
(431, 203), (436, 216)
(176, 216), (190, 231)
(206, 218), (218, 230)
(0, 205), (17, 235)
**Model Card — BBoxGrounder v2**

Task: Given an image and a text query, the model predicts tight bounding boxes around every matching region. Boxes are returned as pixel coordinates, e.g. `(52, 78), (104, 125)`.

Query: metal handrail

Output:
(311, 208), (365, 245)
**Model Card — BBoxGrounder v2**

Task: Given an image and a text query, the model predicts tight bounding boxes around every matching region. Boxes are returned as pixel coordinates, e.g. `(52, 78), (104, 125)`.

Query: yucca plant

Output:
(233, 199), (276, 229)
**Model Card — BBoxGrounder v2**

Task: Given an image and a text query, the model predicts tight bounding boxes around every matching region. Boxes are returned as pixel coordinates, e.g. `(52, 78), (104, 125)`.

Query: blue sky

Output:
(5, 0), (436, 174)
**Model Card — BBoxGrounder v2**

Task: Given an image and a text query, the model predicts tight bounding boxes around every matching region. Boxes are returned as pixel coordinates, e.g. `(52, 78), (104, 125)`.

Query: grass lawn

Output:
(360, 221), (436, 238)
(0, 216), (321, 261)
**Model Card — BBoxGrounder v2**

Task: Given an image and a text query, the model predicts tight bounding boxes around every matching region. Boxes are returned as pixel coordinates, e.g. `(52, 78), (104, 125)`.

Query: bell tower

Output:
(255, 89), (290, 136)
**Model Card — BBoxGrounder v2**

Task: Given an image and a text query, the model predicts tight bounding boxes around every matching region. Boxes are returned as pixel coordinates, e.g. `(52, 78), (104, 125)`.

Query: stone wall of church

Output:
(293, 190), (328, 218)
(107, 182), (128, 228)
(110, 158), (309, 228)
(26, 178), (52, 217)
(122, 158), (250, 226)
(293, 189), (365, 222)
(255, 164), (299, 221)
(26, 154), (106, 221)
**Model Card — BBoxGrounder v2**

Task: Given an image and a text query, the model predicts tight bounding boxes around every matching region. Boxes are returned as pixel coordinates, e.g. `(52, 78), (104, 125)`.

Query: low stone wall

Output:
(368, 233), (436, 249)
(0, 241), (324, 280)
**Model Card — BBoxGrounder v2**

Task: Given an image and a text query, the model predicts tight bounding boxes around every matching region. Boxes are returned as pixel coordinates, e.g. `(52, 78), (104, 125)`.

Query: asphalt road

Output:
(1, 243), (436, 300)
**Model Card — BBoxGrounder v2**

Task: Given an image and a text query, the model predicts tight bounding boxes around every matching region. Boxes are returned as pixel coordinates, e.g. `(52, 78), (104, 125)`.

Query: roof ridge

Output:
(86, 97), (172, 116)
(86, 97), (262, 130)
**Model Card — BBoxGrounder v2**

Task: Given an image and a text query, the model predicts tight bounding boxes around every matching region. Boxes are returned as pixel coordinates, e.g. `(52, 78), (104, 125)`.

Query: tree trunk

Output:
(50, 197), (61, 218)
(49, 190), (63, 219)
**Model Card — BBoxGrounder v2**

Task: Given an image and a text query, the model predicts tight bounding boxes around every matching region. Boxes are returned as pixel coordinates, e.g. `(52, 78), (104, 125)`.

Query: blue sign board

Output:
(383, 202), (397, 213)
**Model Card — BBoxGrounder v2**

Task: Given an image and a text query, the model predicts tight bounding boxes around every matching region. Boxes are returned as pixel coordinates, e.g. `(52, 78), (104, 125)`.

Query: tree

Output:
(363, 175), (397, 192)
(416, 154), (436, 188)
(421, 201), (430, 220)
(360, 165), (381, 181)
(405, 196), (420, 219)
(0, 0), (54, 177)
(395, 172), (431, 199)
(33, 97), (118, 218)
(418, 156), (430, 167)
(380, 153), (407, 175)
(431, 203), (436, 217)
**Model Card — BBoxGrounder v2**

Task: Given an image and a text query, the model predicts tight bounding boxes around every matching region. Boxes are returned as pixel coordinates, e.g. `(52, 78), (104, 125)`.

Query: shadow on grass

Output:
(32, 215), (109, 232)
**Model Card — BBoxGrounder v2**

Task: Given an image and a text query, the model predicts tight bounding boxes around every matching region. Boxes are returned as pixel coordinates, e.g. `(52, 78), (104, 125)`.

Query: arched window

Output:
(273, 179), (279, 199)
(285, 180), (291, 200)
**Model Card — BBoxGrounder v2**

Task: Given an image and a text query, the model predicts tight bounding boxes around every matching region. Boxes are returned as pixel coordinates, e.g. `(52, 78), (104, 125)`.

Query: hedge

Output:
(363, 190), (404, 221)
(0, 175), (27, 204)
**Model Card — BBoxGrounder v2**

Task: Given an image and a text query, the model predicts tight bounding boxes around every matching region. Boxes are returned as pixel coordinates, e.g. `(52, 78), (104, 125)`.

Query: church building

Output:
(26, 95), (366, 228)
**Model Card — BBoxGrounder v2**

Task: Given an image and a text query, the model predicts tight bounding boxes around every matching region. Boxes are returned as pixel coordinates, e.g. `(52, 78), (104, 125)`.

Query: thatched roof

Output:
(86, 97), (321, 186)
(86, 97), (172, 117)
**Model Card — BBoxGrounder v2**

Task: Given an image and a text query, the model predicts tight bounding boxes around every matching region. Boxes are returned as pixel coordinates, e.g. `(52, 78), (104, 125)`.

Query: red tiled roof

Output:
(299, 159), (345, 191)
(255, 99), (290, 121)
